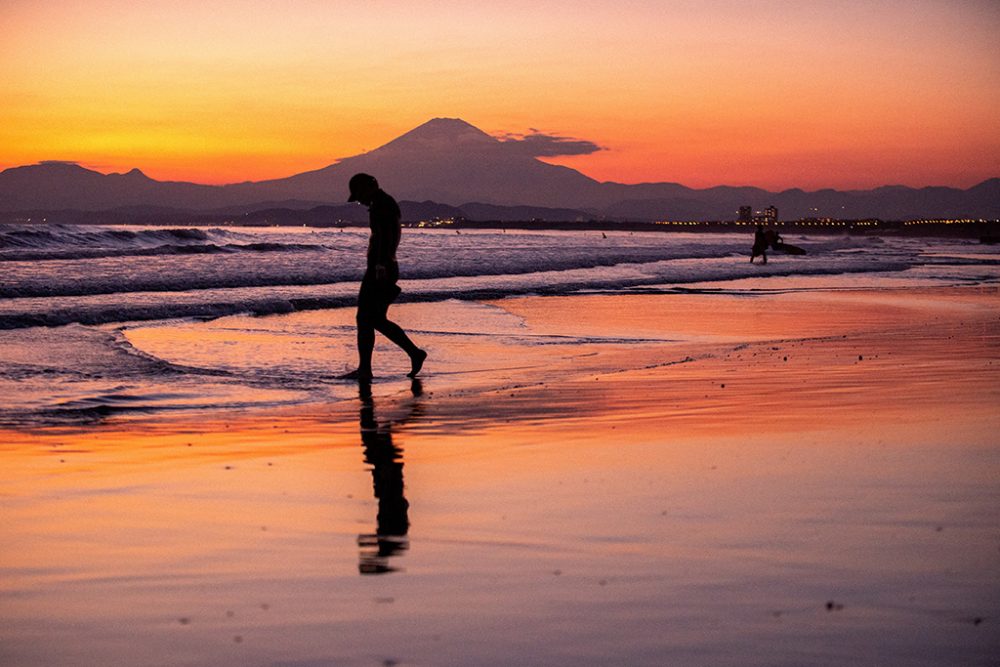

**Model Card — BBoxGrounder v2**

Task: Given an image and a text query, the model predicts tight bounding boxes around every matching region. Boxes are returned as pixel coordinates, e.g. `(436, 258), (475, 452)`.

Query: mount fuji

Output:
(1, 117), (997, 219)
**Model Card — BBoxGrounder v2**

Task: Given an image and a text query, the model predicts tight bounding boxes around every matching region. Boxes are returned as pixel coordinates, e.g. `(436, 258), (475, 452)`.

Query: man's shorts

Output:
(357, 265), (401, 323)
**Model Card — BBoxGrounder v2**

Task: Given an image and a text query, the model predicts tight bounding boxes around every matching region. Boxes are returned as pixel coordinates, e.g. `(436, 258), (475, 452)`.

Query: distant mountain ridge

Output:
(1, 118), (997, 219)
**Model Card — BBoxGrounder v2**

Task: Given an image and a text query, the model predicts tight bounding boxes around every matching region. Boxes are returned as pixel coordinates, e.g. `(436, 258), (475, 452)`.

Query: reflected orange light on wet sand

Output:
(1, 287), (998, 665)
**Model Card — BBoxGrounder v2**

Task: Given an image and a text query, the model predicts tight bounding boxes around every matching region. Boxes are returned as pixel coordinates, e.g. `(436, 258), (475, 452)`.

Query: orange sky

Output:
(1, 0), (997, 190)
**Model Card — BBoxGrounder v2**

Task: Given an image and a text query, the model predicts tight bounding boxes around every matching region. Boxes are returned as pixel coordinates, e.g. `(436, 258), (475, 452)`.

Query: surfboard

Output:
(774, 243), (806, 255)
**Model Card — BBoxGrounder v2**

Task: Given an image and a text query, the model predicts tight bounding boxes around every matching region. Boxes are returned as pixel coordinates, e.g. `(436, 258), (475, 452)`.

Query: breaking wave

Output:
(0, 225), (325, 261)
(0, 224), (992, 329)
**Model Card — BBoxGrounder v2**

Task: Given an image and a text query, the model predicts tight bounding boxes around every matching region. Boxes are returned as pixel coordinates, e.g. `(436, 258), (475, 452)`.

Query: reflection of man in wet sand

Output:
(342, 173), (426, 381)
(356, 379), (423, 574)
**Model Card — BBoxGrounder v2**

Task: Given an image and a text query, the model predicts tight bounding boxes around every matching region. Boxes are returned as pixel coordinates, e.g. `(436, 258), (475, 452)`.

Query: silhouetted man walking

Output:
(342, 173), (426, 380)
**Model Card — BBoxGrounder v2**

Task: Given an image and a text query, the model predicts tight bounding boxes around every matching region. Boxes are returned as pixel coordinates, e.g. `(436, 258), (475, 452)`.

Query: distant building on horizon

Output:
(741, 205), (778, 224)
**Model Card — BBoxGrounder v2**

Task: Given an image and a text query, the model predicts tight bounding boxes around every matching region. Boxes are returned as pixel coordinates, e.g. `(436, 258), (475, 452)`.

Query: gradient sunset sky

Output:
(2, 0), (997, 190)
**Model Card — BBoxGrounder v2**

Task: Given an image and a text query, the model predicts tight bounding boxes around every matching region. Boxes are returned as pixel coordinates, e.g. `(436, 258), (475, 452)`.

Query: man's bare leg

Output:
(375, 319), (426, 377)
(341, 323), (375, 380)
(407, 348), (427, 378)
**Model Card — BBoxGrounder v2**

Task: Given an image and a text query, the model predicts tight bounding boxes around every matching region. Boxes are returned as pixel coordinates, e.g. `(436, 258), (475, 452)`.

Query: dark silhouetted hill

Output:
(239, 117), (605, 208)
(1, 121), (997, 219)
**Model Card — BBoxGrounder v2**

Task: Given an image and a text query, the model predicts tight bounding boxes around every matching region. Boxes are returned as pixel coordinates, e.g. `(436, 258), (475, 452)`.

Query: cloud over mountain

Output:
(495, 130), (604, 157)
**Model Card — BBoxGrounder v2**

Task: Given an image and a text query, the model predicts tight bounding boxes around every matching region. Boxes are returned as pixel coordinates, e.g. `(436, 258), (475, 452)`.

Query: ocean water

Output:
(5, 224), (998, 326)
(1, 223), (997, 425)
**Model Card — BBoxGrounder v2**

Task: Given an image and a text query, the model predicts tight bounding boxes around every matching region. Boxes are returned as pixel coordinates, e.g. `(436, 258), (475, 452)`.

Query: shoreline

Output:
(2, 283), (997, 431)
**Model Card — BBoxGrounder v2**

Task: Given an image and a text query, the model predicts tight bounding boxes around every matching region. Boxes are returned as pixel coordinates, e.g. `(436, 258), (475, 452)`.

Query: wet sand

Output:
(1, 286), (998, 666)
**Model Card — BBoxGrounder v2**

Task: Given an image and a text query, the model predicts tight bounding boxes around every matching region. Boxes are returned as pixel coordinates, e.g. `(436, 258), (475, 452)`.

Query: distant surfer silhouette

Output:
(342, 173), (426, 380)
(751, 224), (768, 264)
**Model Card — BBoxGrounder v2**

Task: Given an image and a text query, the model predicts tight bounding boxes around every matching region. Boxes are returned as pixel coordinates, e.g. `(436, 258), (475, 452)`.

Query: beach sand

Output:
(1, 286), (998, 666)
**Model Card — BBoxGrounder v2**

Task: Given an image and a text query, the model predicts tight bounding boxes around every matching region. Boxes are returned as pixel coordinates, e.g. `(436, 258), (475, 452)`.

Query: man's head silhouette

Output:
(348, 173), (379, 204)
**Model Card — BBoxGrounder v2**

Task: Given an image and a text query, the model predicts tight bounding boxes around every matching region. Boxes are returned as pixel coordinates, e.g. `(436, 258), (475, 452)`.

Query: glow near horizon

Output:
(1, 0), (997, 190)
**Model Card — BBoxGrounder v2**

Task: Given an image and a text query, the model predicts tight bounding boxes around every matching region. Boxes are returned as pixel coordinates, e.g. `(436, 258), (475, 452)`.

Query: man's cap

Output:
(348, 173), (378, 202)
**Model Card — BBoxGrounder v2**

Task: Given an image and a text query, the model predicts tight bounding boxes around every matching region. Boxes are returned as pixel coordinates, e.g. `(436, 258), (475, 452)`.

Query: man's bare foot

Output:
(407, 349), (427, 378)
(340, 368), (373, 381)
